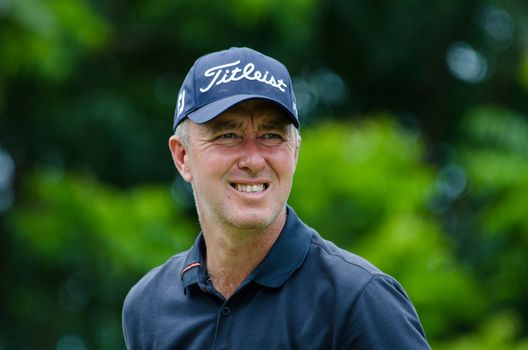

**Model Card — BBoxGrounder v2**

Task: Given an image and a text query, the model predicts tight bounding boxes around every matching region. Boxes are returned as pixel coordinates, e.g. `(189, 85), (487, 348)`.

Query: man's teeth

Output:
(235, 184), (265, 193)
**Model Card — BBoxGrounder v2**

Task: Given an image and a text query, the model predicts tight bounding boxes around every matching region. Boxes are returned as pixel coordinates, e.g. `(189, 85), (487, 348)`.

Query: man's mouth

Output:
(231, 183), (268, 193)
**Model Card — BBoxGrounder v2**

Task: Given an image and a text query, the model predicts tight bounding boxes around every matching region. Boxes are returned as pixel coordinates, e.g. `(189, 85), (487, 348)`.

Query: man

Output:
(122, 47), (431, 349)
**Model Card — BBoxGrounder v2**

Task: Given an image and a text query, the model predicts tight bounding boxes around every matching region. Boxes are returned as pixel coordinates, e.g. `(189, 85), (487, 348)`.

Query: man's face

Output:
(170, 100), (300, 233)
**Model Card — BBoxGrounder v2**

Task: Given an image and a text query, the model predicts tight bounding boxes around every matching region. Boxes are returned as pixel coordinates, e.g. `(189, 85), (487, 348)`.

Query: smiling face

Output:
(169, 100), (300, 235)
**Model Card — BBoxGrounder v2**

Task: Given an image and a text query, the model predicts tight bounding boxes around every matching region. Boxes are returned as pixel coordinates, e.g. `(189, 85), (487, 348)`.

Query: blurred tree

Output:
(434, 311), (528, 350)
(2, 170), (196, 349)
(450, 106), (528, 321)
(0, 0), (109, 80)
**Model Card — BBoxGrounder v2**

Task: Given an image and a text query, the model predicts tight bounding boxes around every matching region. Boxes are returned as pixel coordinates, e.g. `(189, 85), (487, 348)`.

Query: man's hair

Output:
(173, 117), (301, 149)
(174, 118), (191, 148)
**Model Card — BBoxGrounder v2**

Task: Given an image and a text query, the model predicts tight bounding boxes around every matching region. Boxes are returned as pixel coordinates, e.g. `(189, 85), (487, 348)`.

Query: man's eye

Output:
(217, 133), (238, 139)
(262, 133), (282, 139)
(259, 133), (285, 145)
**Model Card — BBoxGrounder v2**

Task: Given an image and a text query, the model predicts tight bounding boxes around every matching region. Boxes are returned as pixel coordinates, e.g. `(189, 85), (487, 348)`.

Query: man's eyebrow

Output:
(257, 118), (289, 132)
(207, 119), (242, 133)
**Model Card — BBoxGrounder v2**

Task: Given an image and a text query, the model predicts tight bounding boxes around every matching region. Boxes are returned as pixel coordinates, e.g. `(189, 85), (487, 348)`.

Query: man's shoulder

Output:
(305, 231), (397, 293)
(302, 231), (431, 346)
(309, 232), (383, 275)
(123, 250), (188, 311)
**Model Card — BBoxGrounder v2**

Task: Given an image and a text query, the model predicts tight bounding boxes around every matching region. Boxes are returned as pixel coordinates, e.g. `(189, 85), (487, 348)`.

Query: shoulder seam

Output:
(350, 274), (399, 307)
(310, 236), (385, 278)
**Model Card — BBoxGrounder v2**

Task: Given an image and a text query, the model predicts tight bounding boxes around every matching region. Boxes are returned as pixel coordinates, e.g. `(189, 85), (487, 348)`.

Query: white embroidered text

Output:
(177, 90), (185, 116)
(199, 61), (287, 93)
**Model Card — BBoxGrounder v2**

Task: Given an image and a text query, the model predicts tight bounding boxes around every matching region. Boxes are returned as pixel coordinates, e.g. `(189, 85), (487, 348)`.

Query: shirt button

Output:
(222, 306), (231, 315)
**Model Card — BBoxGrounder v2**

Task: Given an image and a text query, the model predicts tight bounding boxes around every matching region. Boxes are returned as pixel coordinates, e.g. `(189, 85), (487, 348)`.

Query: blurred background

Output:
(1, 0), (528, 349)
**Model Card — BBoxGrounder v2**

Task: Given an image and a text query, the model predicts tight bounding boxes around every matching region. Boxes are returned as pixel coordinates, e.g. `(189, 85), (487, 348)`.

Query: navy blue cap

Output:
(173, 47), (299, 131)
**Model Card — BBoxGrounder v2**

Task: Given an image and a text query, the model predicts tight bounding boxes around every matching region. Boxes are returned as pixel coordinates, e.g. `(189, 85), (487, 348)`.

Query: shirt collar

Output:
(180, 233), (206, 290)
(180, 206), (313, 291)
(251, 206), (312, 288)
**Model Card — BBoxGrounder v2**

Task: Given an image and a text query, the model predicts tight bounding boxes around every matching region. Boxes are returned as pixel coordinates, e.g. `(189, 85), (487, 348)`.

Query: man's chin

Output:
(227, 208), (285, 232)
(229, 216), (272, 231)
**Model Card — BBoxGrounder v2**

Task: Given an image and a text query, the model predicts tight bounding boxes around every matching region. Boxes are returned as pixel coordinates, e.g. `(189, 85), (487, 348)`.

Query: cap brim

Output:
(187, 94), (299, 128)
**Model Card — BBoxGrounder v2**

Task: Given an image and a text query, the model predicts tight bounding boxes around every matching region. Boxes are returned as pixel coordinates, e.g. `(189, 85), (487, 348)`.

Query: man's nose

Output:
(237, 138), (266, 174)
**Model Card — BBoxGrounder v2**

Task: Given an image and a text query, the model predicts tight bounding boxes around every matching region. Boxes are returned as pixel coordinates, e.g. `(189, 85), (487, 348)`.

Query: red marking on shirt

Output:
(181, 262), (201, 277)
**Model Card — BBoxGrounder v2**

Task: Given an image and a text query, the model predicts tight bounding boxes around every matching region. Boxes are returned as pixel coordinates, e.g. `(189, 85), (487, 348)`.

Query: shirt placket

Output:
(212, 300), (234, 350)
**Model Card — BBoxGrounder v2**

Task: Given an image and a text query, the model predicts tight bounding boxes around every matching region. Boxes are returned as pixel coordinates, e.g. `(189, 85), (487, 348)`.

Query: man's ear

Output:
(169, 136), (193, 182)
(293, 137), (301, 171)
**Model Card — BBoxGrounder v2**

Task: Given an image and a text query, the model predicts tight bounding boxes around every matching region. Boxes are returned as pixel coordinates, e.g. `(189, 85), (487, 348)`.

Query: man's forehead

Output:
(205, 100), (291, 129)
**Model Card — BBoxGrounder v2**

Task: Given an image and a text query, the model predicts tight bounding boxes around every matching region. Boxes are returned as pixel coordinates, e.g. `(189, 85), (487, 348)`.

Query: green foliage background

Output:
(1, 0), (528, 349)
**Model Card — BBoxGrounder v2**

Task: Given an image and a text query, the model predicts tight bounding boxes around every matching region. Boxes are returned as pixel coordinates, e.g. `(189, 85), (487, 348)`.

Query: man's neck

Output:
(201, 210), (286, 299)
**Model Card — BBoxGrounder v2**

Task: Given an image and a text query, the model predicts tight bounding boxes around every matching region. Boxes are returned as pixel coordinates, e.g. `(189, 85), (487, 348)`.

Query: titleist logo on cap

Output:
(172, 47), (300, 131)
(199, 60), (288, 93)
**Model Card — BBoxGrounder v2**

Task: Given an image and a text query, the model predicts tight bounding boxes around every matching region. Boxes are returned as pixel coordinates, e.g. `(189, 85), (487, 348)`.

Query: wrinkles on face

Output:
(190, 113), (297, 159)
(181, 99), (299, 234)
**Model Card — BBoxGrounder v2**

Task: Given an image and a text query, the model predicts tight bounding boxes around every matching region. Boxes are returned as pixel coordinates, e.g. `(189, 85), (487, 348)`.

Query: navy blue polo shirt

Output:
(122, 207), (430, 349)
